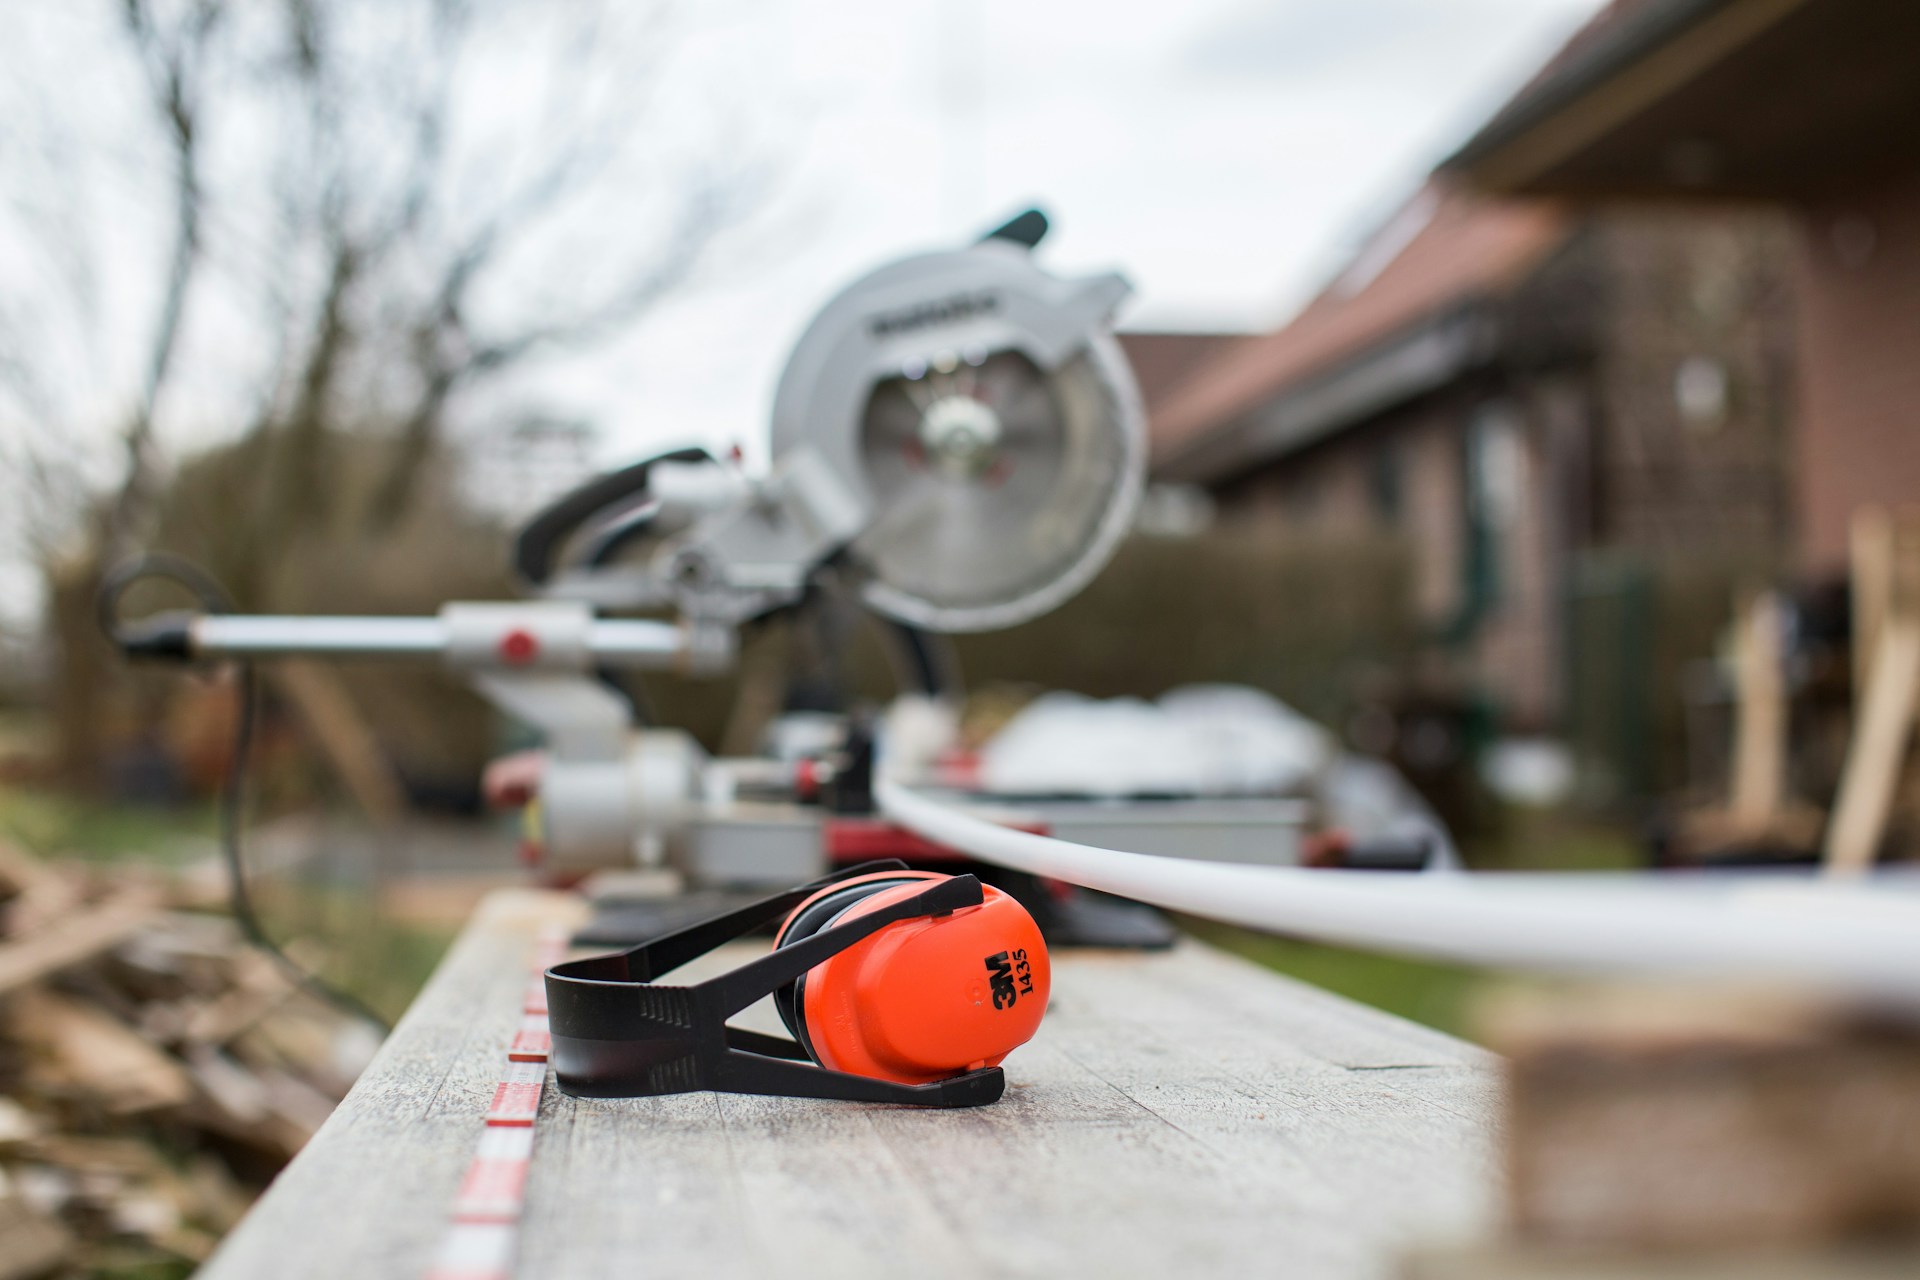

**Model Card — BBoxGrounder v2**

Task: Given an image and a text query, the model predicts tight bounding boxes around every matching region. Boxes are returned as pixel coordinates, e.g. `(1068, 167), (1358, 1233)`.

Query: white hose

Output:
(876, 777), (1920, 1002)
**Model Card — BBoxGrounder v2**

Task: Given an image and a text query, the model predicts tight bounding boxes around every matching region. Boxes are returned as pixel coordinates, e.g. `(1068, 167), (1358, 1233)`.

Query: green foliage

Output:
(954, 530), (1417, 725)
(0, 782), (216, 865)
(1187, 802), (1645, 1042)
(640, 529), (1421, 751)
(1562, 548), (1766, 808)
(1465, 802), (1646, 872)
(81, 1252), (197, 1280)
(1184, 918), (1486, 1041)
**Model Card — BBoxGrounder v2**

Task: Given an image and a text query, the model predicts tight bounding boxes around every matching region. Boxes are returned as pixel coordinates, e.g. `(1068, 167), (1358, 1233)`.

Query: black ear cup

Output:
(771, 874), (926, 1061)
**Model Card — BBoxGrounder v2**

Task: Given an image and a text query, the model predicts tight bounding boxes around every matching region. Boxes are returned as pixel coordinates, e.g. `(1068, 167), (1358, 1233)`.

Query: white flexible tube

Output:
(877, 777), (1920, 1001)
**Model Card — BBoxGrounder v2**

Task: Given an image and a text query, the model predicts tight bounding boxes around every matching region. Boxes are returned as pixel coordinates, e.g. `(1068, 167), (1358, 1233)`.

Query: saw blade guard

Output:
(769, 240), (1146, 633)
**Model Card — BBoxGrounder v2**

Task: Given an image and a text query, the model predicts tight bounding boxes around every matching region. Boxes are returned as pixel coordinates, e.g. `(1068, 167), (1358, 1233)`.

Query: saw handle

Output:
(513, 446), (713, 587)
(980, 207), (1049, 250)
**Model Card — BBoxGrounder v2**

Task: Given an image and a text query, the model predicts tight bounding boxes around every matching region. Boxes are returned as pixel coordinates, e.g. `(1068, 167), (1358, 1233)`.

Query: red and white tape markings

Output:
(483, 1060), (547, 1126)
(426, 1221), (517, 1280)
(452, 1127), (536, 1219)
(507, 1013), (552, 1064)
(424, 924), (570, 1280)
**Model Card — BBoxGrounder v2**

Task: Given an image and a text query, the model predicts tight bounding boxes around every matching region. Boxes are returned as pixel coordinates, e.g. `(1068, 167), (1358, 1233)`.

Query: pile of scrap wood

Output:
(0, 839), (378, 1277)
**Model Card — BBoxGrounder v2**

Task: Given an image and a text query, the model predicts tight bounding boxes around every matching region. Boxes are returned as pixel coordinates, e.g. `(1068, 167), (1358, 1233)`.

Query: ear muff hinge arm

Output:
(724, 1027), (809, 1060)
(549, 859), (910, 984)
(698, 875), (986, 1021)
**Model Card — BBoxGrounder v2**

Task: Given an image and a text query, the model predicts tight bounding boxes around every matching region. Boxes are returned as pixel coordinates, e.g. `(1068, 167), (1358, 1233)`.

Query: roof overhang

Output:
(1155, 304), (1499, 486)
(1444, 0), (1920, 201)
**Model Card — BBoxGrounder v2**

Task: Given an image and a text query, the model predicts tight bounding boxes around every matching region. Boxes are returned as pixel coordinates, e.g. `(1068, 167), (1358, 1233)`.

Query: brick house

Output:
(1442, 0), (1920, 579)
(1147, 176), (1797, 732)
(1116, 332), (1246, 420)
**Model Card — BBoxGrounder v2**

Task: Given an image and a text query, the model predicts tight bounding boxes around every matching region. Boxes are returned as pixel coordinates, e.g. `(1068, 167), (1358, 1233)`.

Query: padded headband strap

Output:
(545, 865), (1004, 1107)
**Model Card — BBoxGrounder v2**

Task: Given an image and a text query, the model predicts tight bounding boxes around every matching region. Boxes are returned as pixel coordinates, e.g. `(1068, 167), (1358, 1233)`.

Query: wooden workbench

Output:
(199, 890), (1500, 1279)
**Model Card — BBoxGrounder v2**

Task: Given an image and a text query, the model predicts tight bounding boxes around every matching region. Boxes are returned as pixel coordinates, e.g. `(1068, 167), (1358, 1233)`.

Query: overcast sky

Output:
(540, 0), (1607, 466)
(0, 0), (1605, 630)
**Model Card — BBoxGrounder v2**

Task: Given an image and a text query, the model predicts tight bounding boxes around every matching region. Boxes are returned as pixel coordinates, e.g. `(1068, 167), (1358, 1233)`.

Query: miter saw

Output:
(113, 210), (1180, 899)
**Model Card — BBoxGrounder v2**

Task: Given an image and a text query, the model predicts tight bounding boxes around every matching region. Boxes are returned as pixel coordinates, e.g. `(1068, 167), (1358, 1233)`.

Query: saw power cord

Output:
(99, 555), (391, 1034)
(877, 775), (1920, 1002)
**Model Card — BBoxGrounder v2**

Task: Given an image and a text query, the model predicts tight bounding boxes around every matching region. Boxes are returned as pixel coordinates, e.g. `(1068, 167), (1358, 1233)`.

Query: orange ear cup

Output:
(772, 872), (1050, 1085)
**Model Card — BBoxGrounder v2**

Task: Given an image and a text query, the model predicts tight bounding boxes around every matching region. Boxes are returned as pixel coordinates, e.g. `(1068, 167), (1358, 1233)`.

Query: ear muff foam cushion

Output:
(796, 879), (1051, 1085)
(771, 872), (938, 1061)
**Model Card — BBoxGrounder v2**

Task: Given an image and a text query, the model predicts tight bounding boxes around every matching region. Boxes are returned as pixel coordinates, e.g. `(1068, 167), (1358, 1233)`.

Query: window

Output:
(1371, 442), (1404, 528)
(1459, 402), (1524, 629)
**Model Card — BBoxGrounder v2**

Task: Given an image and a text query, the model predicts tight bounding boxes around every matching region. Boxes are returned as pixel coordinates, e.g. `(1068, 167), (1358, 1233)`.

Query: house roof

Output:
(1150, 181), (1570, 473)
(1443, 0), (1920, 200)
(1116, 331), (1247, 419)
(1447, 0), (1719, 177)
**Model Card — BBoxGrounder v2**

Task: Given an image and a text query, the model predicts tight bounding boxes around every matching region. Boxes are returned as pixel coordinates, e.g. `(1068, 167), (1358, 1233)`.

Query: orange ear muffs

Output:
(772, 870), (1050, 1085)
(546, 861), (1031, 1107)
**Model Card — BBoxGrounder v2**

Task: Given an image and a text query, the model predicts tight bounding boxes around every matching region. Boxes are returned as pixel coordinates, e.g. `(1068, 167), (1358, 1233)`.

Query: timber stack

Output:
(0, 838), (374, 1278)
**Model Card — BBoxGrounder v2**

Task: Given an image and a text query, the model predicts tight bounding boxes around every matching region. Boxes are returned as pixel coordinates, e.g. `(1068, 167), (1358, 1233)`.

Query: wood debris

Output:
(1484, 982), (1920, 1252)
(0, 839), (377, 1276)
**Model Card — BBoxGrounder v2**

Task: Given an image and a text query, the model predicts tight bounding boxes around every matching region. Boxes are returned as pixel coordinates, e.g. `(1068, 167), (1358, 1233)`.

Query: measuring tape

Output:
(424, 927), (568, 1280)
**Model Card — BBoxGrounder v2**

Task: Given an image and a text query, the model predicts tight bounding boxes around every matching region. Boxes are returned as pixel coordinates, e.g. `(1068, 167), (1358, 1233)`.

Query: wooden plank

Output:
(201, 890), (1498, 1280)
(0, 1195), (73, 1280)
(0, 887), (163, 995)
(1825, 506), (1920, 875)
(1728, 590), (1787, 828)
(6, 988), (194, 1115)
(0, 837), (63, 901)
(1823, 618), (1920, 875)
(1851, 506), (1893, 703)
(196, 891), (578, 1280)
(1489, 985), (1920, 1252)
(1406, 1240), (1920, 1279)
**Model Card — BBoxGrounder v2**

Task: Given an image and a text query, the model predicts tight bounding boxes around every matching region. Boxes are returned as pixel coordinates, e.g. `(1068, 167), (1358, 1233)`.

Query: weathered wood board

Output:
(200, 890), (1500, 1279)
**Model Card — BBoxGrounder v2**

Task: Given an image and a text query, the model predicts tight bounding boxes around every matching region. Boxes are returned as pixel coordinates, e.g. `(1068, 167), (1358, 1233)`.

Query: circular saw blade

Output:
(851, 341), (1141, 632)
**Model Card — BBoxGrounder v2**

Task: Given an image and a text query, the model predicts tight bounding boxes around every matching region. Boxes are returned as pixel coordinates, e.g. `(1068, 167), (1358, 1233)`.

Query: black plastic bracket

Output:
(545, 861), (1006, 1107)
(512, 445), (714, 587)
(980, 207), (1049, 250)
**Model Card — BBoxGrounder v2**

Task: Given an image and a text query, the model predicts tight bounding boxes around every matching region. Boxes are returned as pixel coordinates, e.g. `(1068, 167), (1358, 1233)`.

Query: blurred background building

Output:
(1111, 0), (1920, 814)
(1447, 0), (1920, 579)
(1144, 182), (1795, 738)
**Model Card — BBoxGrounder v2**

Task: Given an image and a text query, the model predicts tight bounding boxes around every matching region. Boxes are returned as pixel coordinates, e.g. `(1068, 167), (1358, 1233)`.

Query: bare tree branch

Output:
(101, 0), (226, 558)
(10, 0), (772, 578)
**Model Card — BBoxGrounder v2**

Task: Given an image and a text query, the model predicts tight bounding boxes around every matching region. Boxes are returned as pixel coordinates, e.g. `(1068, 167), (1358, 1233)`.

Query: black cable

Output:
(219, 662), (391, 1032)
(100, 555), (391, 1034)
(97, 551), (237, 634)
(803, 559), (965, 704)
(887, 622), (963, 700)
